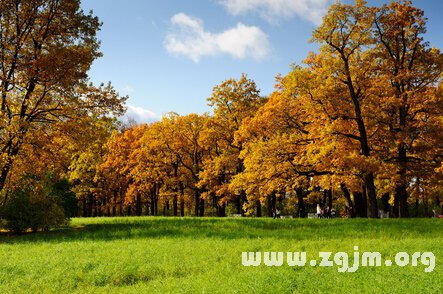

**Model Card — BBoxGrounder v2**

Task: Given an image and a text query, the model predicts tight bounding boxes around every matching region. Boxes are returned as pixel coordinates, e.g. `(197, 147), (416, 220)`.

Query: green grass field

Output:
(0, 217), (441, 293)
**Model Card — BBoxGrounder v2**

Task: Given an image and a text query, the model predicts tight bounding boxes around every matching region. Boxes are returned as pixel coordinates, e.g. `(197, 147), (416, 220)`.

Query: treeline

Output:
(1, 1), (443, 228)
(83, 1), (442, 219)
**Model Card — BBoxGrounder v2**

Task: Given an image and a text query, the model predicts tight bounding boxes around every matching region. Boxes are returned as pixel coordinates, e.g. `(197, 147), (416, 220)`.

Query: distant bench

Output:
(307, 213), (318, 219)
(228, 214), (242, 217)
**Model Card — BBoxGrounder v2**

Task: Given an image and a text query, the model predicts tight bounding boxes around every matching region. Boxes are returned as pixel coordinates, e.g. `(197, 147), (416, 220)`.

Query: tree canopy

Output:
(1, 0), (441, 224)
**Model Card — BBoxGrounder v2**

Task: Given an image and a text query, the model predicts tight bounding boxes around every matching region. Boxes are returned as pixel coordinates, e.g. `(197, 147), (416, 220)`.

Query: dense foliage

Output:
(0, 0), (126, 231)
(0, 1), (442, 224)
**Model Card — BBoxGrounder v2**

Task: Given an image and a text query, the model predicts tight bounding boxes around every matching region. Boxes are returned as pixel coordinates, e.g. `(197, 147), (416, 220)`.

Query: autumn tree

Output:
(244, 0), (443, 218)
(0, 0), (125, 194)
(309, 0), (381, 217)
(0, 108), (119, 229)
(97, 124), (147, 216)
(172, 114), (209, 216)
(67, 116), (121, 217)
(4, 111), (121, 217)
(369, 1), (443, 217)
(311, 0), (443, 217)
(128, 119), (180, 217)
(233, 69), (341, 217)
(199, 74), (265, 216)
(138, 114), (188, 217)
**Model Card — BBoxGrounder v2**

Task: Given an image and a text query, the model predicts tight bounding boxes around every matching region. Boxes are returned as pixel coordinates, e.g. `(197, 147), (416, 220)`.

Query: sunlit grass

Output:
(0, 217), (441, 293)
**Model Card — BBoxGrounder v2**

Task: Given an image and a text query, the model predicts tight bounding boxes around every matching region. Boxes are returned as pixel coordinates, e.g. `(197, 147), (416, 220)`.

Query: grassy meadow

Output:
(0, 217), (442, 293)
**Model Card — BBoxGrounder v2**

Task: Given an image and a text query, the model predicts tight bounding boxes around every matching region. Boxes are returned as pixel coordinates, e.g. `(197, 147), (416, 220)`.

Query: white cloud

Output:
(124, 105), (160, 123)
(165, 13), (270, 62)
(219, 0), (332, 25)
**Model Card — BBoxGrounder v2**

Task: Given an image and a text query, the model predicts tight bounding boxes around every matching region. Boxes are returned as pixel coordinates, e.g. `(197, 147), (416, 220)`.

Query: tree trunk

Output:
(0, 157), (14, 205)
(322, 189), (327, 207)
(266, 195), (273, 217)
(341, 49), (378, 218)
(88, 194), (94, 217)
(327, 189), (333, 209)
(199, 197), (205, 217)
(235, 196), (241, 215)
(151, 184), (158, 216)
(296, 188), (306, 218)
(136, 193), (142, 216)
(381, 193), (390, 213)
(362, 185), (368, 216)
(173, 163), (179, 216)
(340, 183), (356, 218)
(271, 193), (276, 211)
(0, 138), (22, 195)
(394, 97), (409, 217)
(119, 200), (122, 216)
(415, 198), (419, 217)
(97, 200), (102, 217)
(365, 173), (378, 218)
(180, 183), (185, 217)
(256, 200), (262, 217)
(353, 192), (367, 218)
(82, 197), (87, 217)
(173, 194), (178, 216)
(113, 190), (117, 216)
(194, 189), (200, 216)
(392, 192), (399, 218)
(150, 196), (155, 216)
(127, 204), (132, 216)
(154, 197), (158, 216)
(395, 143), (409, 218)
(0, 157), (13, 195)
(395, 184), (408, 218)
(215, 196), (224, 217)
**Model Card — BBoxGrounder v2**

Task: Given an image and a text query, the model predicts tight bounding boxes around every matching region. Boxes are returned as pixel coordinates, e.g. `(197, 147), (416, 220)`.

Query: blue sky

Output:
(80, 0), (443, 122)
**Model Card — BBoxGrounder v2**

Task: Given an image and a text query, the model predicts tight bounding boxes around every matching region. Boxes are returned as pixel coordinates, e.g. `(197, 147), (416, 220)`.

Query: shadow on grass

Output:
(0, 217), (441, 244)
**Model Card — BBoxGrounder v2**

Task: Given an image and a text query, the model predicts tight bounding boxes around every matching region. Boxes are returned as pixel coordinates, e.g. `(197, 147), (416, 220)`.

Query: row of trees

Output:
(0, 1), (442, 225)
(89, 0), (443, 218)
